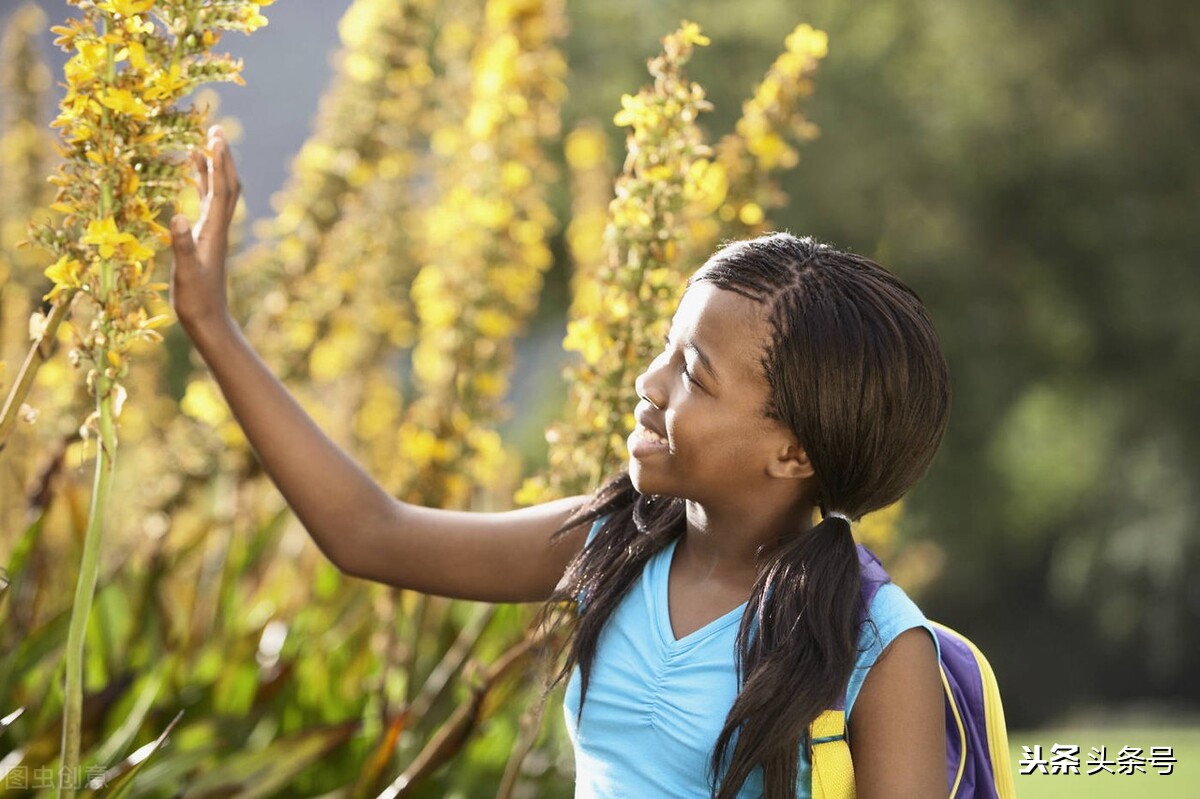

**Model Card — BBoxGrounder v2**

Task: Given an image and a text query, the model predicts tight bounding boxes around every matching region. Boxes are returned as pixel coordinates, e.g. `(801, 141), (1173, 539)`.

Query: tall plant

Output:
(397, 0), (568, 510)
(0, 1), (271, 793)
(691, 23), (830, 250)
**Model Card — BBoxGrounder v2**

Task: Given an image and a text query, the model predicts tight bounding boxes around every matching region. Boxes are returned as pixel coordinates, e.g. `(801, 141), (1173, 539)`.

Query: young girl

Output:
(170, 128), (950, 798)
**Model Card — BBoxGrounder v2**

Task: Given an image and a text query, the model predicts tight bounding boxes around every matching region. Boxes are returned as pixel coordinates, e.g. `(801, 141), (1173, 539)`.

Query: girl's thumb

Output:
(170, 214), (195, 261)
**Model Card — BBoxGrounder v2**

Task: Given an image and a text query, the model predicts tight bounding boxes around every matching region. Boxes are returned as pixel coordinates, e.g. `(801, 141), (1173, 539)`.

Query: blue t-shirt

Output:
(563, 517), (940, 798)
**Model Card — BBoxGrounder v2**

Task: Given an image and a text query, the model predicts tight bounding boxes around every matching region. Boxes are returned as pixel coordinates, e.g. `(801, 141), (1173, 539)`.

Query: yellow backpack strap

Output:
(810, 709), (856, 799)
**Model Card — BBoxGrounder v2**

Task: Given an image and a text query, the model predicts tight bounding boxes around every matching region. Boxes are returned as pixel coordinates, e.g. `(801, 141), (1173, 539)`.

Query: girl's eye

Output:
(664, 336), (699, 387)
(662, 333), (700, 386)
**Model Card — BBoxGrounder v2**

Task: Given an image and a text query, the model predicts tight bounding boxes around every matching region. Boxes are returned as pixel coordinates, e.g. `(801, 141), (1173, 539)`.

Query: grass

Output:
(1008, 725), (1200, 798)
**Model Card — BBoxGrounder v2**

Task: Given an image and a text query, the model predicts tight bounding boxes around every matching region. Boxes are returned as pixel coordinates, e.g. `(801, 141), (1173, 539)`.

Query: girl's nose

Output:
(635, 369), (666, 409)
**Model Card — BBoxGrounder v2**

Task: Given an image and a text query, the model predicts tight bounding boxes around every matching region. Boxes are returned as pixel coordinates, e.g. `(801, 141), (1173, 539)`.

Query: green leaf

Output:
(349, 711), (410, 799)
(212, 661), (258, 717)
(0, 602), (71, 705)
(3, 506), (45, 579)
(86, 660), (169, 771)
(0, 509), (47, 659)
(95, 709), (184, 798)
(0, 705), (25, 732)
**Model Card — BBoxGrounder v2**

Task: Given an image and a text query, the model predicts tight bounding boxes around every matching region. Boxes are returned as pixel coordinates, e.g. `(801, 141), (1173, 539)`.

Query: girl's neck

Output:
(681, 497), (815, 584)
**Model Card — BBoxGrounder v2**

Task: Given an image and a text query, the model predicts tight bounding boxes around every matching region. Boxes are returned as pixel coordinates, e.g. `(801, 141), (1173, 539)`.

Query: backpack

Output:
(808, 545), (1018, 799)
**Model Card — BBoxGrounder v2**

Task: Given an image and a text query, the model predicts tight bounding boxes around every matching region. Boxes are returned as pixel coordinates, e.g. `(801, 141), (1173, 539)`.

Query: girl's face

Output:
(629, 282), (806, 506)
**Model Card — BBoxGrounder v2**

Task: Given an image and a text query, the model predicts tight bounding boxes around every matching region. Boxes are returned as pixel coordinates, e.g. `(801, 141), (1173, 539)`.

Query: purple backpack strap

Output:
(855, 543), (891, 624)
(936, 625), (993, 797)
(856, 543), (891, 598)
(931, 622), (1016, 798)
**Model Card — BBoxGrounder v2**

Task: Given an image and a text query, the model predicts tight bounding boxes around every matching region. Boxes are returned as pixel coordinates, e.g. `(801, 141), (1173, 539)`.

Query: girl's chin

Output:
(628, 461), (651, 493)
(628, 463), (670, 497)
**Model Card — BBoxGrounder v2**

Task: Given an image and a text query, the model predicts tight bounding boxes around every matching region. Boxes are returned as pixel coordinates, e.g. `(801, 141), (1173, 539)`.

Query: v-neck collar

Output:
(648, 536), (750, 651)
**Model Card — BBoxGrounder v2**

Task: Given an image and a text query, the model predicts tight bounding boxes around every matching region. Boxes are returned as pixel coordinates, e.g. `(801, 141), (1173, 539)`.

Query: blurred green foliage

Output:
(780, 0), (1199, 729)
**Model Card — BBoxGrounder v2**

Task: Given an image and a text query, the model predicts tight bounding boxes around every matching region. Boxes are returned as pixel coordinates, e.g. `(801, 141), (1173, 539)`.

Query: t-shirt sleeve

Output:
(574, 516), (607, 611)
(585, 516), (605, 547)
(844, 582), (941, 724)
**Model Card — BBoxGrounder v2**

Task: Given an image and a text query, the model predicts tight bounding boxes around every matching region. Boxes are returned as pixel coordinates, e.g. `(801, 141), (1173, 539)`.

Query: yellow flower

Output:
(98, 0), (156, 17)
(563, 318), (605, 365)
(143, 63), (188, 101)
(51, 20), (89, 50)
(82, 217), (148, 260)
(52, 90), (101, 142)
(128, 238), (156, 262)
(612, 93), (642, 127)
(64, 41), (108, 86)
(678, 21), (711, 47)
(537, 20), (714, 499)
(786, 24), (829, 60)
(121, 41), (149, 71)
(98, 87), (152, 119)
(747, 131), (789, 170)
(55, 91), (102, 124)
(43, 255), (85, 301)
(684, 159), (727, 212)
(476, 308), (516, 338)
(738, 202), (764, 226)
(238, 8), (270, 31)
(124, 15), (155, 35)
(83, 218), (124, 258)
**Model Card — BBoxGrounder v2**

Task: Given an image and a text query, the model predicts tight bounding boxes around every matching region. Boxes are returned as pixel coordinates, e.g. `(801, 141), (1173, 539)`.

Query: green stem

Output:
(57, 370), (118, 798)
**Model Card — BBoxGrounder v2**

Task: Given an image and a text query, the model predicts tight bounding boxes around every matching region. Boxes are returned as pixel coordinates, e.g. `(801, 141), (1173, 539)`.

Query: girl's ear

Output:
(767, 441), (816, 480)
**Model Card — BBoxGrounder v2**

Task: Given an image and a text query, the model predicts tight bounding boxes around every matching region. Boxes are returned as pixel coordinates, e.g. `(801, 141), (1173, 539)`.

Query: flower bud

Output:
(28, 312), (47, 342)
(18, 403), (38, 424)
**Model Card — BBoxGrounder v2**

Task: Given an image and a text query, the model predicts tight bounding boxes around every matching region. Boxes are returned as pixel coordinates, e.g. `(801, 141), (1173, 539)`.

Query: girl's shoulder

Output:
(846, 580), (939, 721)
(861, 581), (931, 649)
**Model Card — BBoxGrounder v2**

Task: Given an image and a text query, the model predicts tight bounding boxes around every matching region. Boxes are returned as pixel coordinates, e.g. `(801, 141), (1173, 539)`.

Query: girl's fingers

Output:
(191, 150), (208, 198)
(205, 127), (223, 192)
(215, 136), (241, 223)
(170, 214), (197, 264)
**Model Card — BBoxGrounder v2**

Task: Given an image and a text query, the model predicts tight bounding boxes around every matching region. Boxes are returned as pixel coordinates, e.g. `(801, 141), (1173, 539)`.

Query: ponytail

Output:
(708, 509), (864, 799)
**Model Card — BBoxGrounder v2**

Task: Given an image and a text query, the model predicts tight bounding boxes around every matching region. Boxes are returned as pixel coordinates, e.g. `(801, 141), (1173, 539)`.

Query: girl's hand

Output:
(169, 126), (240, 332)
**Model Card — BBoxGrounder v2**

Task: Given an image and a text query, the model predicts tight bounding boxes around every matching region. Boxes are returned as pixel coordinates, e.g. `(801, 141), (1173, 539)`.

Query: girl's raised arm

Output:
(169, 127), (590, 603)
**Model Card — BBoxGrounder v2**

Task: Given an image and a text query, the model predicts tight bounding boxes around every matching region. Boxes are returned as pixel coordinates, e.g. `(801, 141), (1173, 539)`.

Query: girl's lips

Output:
(628, 424), (670, 457)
